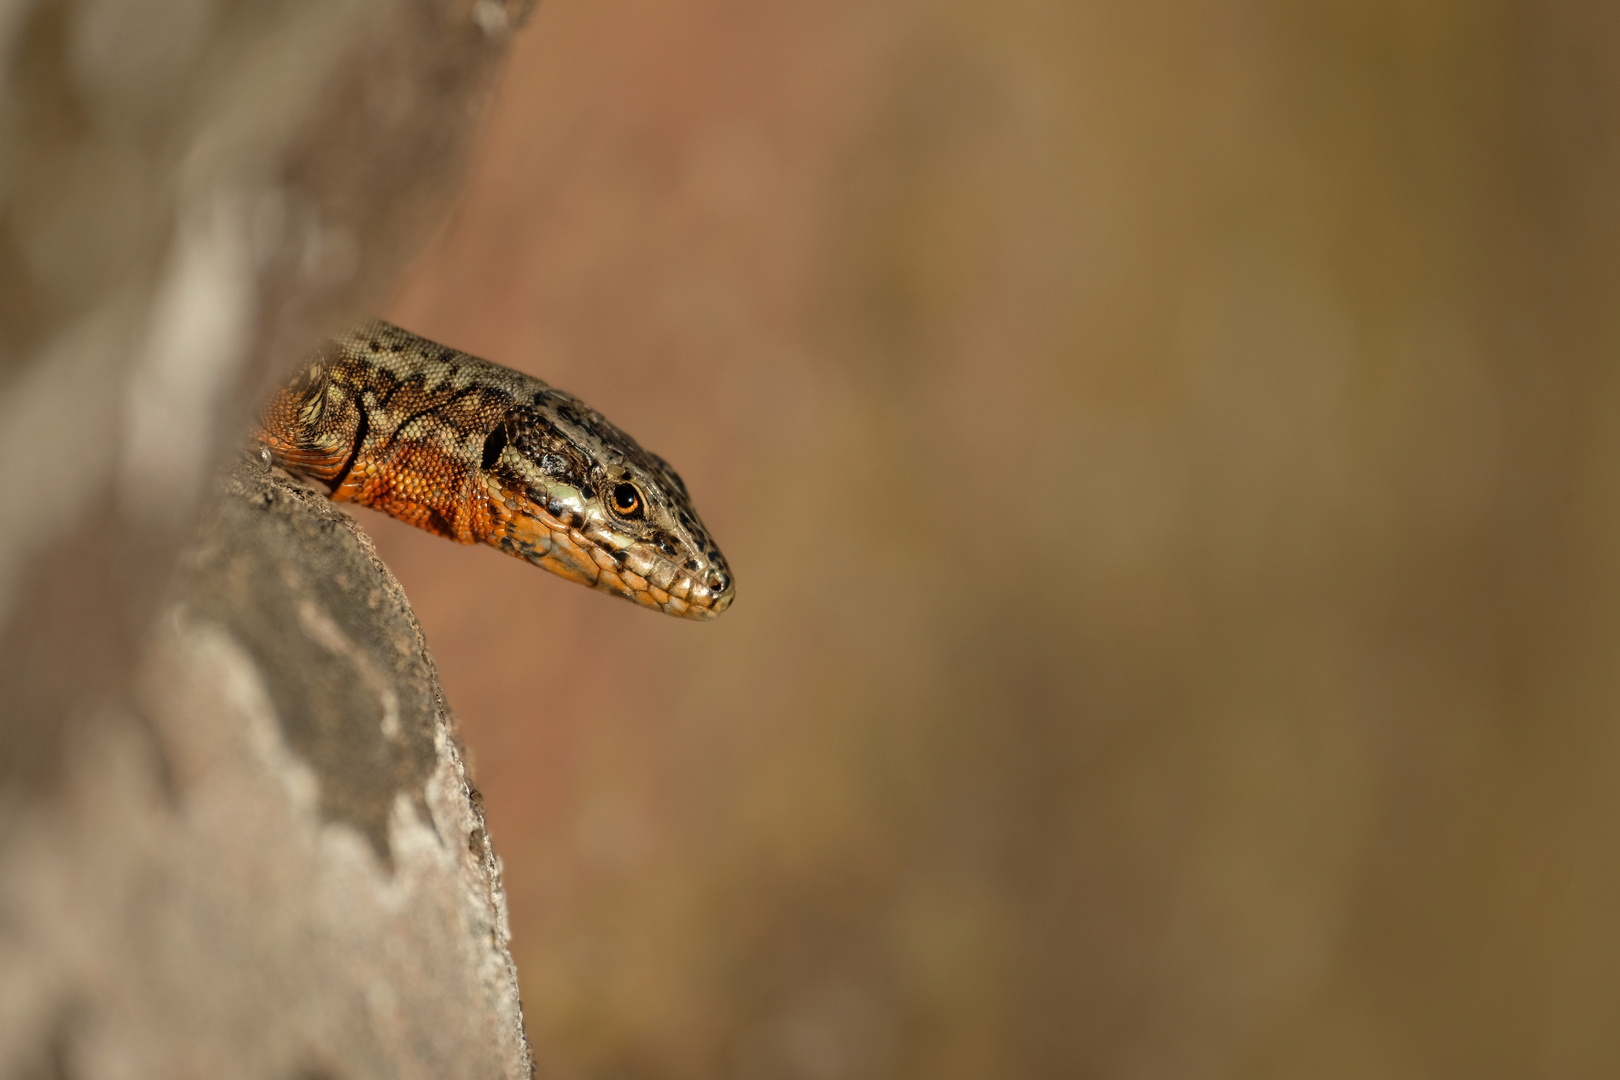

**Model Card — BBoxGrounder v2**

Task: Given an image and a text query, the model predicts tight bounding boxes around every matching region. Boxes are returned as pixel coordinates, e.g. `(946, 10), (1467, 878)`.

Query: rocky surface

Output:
(0, 0), (538, 1072)
(0, 461), (532, 1078)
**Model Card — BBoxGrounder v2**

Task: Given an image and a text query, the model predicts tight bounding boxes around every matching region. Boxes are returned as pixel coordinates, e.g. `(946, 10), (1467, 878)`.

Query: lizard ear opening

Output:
(481, 425), (508, 470)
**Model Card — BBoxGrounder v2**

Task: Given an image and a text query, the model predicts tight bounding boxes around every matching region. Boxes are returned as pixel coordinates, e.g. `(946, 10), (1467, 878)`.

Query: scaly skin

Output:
(258, 319), (734, 619)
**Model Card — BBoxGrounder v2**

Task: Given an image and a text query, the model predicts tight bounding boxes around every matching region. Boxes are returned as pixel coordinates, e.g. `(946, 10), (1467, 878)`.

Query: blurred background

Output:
(372, 1), (1620, 1076)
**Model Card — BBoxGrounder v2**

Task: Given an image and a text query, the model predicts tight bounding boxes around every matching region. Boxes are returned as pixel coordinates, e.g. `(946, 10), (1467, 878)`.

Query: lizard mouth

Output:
(481, 480), (732, 619)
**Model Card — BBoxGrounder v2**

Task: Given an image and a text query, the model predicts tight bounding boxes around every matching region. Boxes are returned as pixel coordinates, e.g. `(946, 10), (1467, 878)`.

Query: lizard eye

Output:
(611, 482), (643, 518)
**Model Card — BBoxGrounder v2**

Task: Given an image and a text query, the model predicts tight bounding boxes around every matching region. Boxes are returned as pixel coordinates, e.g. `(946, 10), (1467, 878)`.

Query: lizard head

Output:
(479, 386), (735, 619)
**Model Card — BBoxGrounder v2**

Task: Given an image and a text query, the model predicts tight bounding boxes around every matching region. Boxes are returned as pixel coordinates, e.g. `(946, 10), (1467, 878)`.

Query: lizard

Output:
(257, 319), (734, 619)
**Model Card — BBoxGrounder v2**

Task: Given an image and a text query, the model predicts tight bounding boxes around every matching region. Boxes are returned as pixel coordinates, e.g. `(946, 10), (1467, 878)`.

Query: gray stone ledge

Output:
(0, 461), (532, 1079)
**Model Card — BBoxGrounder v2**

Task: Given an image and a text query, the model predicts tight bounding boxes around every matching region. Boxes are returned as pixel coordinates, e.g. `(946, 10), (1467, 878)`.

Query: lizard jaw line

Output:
(487, 488), (730, 619)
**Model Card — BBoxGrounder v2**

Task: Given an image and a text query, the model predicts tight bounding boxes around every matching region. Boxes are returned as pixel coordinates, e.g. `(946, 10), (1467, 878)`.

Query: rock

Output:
(0, 0), (537, 1071)
(0, 460), (532, 1078)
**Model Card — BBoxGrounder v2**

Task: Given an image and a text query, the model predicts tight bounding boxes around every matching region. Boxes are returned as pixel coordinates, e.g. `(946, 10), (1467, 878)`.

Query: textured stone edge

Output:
(0, 461), (534, 1079)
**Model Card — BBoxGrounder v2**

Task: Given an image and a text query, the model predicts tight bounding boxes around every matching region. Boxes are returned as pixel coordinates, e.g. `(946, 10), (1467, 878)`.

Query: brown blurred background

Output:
(372, 1), (1620, 1076)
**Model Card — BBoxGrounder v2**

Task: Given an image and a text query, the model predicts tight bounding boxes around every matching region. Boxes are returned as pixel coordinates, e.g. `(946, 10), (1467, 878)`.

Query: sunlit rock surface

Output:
(0, 462), (530, 1078)
(0, 0), (535, 1072)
